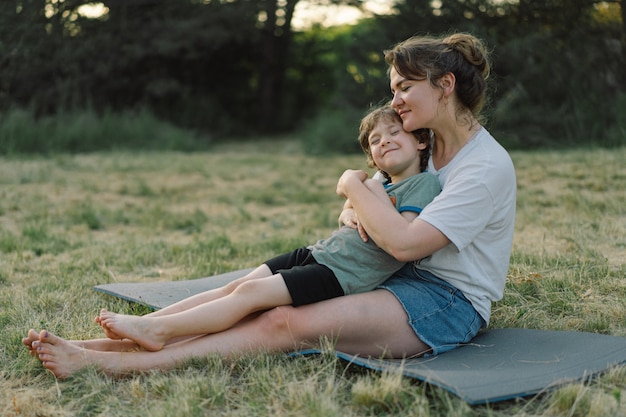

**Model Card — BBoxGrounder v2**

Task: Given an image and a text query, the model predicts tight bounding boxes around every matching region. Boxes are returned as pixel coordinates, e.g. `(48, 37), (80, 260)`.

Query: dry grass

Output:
(0, 142), (625, 416)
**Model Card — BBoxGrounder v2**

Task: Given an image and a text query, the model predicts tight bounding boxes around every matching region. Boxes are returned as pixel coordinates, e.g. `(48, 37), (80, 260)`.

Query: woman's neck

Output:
(431, 123), (481, 170)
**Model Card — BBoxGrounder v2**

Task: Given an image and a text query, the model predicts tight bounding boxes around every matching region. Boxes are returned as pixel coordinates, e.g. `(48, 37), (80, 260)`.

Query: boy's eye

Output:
(391, 130), (400, 135)
(369, 137), (380, 146)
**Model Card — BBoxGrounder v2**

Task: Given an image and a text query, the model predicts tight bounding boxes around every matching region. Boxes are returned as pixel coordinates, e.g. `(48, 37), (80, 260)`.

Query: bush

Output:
(0, 107), (208, 154)
(606, 93), (626, 147)
(299, 107), (364, 155)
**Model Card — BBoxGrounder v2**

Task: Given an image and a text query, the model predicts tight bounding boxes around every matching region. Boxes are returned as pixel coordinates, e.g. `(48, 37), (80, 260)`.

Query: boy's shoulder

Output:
(388, 171), (440, 192)
(408, 171), (439, 186)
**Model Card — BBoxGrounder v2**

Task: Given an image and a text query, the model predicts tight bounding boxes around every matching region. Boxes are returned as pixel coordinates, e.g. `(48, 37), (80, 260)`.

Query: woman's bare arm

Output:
(337, 169), (449, 262)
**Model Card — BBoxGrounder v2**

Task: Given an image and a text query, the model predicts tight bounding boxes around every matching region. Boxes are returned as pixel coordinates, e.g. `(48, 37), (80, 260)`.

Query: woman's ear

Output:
(439, 72), (456, 98)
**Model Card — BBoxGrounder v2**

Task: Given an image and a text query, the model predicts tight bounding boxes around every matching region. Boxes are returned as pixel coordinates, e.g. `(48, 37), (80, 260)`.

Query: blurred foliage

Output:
(0, 107), (204, 154)
(0, 0), (624, 153)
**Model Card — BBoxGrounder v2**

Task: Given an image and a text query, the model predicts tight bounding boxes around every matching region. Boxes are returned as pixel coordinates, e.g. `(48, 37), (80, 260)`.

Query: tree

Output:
(256, 0), (366, 131)
(0, 0), (370, 135)
(1, 0), (623, 147)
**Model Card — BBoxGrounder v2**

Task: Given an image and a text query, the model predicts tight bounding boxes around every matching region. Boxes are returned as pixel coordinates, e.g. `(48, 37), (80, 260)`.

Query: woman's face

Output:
(389, 66), (441, 132)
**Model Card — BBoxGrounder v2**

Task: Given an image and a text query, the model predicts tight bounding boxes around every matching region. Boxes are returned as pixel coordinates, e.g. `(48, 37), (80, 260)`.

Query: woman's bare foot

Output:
(22, 329), (40, 356)
(98, 310), (168, 352)
(24, 328), (140, 356)
(34, 330), (95, 378)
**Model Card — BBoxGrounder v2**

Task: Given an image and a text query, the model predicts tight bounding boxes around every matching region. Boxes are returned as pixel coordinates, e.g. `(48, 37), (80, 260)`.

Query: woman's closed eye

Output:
(391, 84), (410, 95)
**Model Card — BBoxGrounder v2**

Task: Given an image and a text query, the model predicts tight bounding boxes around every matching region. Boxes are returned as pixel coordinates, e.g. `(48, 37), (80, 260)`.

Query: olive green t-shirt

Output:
(308, 172), (441, 295)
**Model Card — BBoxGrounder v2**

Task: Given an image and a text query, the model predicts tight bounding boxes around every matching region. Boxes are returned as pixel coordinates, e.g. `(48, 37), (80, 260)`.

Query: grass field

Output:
(1, 141), (625, 416)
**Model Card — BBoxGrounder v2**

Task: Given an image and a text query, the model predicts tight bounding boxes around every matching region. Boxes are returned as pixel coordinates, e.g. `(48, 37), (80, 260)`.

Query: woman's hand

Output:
(337, 171), (371, 242)
(336, 169), (368, 199)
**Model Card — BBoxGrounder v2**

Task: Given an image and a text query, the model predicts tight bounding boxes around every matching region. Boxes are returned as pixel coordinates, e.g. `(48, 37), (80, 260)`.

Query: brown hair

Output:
(359, 104), (430, 181)
(384, 33), (491, 124)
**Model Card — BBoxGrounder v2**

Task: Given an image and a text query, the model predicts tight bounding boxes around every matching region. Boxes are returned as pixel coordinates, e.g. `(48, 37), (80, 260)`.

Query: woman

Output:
(24, 32), (516, 378)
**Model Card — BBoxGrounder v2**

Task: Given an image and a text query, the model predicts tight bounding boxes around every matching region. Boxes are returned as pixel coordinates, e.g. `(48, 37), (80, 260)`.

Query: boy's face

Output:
(367, 119), (426, 181)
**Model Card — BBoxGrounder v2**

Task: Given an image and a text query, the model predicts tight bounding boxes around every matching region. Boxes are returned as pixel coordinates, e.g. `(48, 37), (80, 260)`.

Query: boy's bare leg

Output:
(98, 273), (292, 351)
(96, 264), (274, 339)
(24, 296), (267, 355)
(148, 265), (275, 317)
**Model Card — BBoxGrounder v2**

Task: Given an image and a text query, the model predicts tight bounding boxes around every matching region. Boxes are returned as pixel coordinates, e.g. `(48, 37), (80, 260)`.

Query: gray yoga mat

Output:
(298, 329), (626, 404)
(94, 269), (626, 405)
(94, 268), (256, 309)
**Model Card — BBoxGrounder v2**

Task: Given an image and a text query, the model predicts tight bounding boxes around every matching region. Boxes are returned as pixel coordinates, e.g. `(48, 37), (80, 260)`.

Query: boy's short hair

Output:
(358, 104), (431, 180)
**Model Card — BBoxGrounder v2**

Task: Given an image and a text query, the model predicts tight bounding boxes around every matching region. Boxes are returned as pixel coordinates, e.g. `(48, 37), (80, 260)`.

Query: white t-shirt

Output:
(417, 128), (516, 325)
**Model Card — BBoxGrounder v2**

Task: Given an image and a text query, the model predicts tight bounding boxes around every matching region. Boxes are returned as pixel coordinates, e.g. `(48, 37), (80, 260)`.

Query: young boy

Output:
(96, 105), (441, 352)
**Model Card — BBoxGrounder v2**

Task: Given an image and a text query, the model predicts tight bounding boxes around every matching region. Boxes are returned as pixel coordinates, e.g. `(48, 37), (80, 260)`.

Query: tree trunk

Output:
(258, 0), (299, 131)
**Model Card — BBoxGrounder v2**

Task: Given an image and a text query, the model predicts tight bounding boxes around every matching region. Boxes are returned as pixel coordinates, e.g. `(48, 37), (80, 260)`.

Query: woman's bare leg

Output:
(98, 274), (292, 351)
(22, 328), (139, 354)
(32, 289), (429, 378)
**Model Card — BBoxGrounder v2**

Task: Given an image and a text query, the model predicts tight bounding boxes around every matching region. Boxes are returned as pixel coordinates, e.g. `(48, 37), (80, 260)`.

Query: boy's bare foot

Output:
(34, 330), (93, 378)
(99, 310), (168, 352)
(95, 309), (125, 340)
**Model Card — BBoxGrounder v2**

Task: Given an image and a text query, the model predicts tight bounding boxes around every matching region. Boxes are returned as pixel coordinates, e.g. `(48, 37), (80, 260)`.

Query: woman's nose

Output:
(391, 92), (402, 107)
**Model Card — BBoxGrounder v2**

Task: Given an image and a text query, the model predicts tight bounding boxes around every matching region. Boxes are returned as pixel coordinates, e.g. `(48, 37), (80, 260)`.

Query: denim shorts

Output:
(378, 263), (485, 356)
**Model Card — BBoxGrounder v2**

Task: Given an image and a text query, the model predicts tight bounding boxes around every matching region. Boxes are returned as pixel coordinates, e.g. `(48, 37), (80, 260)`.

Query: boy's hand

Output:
(338, 208), (369, 242)
(339, 208), (358, 229)
(356, 221), (369, 242)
